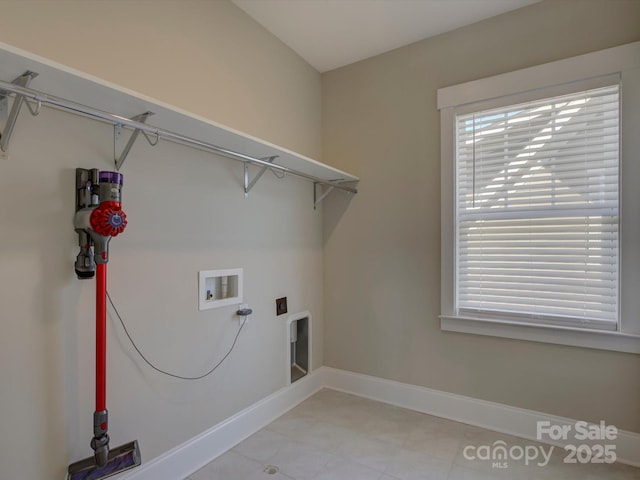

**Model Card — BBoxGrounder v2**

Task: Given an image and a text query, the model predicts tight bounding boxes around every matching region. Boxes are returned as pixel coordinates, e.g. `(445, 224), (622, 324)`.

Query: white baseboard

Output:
(111, 366), (640, 478)
(322, 367), (640, 468)
(116, 369), (324, 480)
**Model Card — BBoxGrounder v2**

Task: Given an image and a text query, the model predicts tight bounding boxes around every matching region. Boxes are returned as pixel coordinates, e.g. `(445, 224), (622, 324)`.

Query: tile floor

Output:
(186, 389), (640, 480)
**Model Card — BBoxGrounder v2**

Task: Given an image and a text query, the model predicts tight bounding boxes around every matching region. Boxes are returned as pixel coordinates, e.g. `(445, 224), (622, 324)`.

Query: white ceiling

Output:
(232, 0), (540, 72)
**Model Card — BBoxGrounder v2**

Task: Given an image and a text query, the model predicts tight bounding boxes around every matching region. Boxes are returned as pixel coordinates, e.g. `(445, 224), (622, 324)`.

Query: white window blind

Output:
(455, 84), (619, 329)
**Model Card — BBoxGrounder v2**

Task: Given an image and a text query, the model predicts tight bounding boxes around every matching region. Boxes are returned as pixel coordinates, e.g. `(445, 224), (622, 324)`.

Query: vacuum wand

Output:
(96, 264), (107, 414)
(91, 263), (109, 466)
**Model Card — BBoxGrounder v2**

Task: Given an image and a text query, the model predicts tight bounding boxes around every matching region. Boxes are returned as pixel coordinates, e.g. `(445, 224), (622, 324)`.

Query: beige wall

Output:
(323, 0), (640, 432)
(0, 0), (321, 159)
(0, 2), (323, 479)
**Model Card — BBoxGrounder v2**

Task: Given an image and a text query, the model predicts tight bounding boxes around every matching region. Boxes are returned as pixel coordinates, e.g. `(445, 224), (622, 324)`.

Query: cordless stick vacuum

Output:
(68, 169), (141, 480)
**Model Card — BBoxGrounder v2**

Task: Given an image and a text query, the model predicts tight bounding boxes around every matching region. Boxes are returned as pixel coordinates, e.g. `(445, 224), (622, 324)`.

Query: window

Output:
(438, 42), (640, 354)
(456, 85), (619, 330)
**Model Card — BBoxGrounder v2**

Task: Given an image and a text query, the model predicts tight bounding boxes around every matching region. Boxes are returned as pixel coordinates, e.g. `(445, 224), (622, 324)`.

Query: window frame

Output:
(438, 42), (640, 354)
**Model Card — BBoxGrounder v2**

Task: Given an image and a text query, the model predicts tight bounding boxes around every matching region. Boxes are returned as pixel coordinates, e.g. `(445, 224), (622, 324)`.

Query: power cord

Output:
(106, 291), (249, 380)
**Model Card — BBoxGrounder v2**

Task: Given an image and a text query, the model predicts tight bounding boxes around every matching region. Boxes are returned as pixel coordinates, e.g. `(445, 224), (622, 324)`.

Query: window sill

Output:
(440, 315), (640, 354)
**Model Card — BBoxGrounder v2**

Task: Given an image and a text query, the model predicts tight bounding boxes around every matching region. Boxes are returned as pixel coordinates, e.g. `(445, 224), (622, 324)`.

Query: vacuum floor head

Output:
(67, 441), (141, 480)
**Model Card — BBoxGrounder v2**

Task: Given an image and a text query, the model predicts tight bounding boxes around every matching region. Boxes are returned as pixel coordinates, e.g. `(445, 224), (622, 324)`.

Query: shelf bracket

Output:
(313, 182), (335, 210)
(114, 111), (155, 171)
(0, 71), (39, 155)
(244, 155), (279, 197)
(314, 180), (358, 209)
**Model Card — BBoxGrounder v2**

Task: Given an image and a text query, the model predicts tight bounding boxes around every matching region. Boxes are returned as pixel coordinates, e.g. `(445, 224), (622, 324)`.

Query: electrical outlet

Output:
(276, 297), (288, 316)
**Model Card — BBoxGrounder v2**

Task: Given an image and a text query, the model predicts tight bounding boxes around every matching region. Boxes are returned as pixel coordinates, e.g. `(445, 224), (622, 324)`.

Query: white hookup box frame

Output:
(198, 268), (243, 310)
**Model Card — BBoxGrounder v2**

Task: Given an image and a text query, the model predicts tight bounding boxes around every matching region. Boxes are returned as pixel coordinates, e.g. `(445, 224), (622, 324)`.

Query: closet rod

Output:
(0, 79), (358, 194)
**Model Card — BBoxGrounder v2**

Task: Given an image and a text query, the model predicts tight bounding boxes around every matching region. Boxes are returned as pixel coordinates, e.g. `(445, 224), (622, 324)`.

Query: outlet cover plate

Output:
(276, 297), (288, 316)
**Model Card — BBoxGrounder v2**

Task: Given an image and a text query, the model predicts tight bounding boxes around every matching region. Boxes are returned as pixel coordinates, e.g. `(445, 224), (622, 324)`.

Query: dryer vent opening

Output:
(288, 316), (310, 384)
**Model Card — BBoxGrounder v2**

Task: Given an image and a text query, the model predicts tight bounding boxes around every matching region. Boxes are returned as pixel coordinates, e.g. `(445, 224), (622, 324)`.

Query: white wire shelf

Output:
(0, 42), (358, 202)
